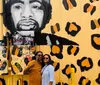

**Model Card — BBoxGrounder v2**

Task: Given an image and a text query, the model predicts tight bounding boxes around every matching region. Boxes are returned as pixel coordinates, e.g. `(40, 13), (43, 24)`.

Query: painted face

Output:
(43, 55), (49, 63)
(36, 52), (43, 62)
(11, 0), (44, 36)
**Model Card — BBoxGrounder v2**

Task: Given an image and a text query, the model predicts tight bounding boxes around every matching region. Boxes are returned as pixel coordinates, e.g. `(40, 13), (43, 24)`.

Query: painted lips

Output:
(17, 19), (38, 31)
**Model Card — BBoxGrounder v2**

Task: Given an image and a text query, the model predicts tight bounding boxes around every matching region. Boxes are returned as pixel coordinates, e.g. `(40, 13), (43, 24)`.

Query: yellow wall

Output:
(0, 0), (100, 85)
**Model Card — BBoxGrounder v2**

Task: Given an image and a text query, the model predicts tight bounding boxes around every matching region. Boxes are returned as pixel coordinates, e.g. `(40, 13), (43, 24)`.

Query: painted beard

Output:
(16, 18), (39, 36)
(12, 33), (34, 45)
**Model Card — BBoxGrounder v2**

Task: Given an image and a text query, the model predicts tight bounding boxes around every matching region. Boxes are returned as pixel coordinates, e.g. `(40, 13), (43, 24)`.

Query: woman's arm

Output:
(48, 65), (55, 85)
(49, 81), (53, 85)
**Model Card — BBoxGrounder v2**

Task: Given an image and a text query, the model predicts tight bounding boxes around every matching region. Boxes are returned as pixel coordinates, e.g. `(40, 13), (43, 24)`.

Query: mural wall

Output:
(0, 0), (100, 85)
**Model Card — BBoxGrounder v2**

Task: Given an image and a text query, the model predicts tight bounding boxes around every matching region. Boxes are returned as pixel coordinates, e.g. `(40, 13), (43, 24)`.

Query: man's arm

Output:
(23, 60), (35, 74)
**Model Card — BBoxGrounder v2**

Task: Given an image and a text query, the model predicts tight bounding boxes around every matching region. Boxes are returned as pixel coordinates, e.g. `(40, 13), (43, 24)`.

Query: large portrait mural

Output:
(2, 0), (78, 75)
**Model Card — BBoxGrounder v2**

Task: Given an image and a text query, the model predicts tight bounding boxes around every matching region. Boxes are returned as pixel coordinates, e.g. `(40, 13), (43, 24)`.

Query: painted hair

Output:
(3, 0), (52, 34)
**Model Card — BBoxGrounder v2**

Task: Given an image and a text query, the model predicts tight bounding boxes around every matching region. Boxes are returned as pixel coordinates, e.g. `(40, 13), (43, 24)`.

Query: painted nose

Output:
(21, 5), (33, 18)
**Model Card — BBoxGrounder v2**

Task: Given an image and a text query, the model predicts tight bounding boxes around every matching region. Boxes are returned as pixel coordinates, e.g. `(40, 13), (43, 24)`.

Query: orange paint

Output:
(71, 47), (76, 54)
(52, 45), (60, 54)
(87, 5), (93, 12)
(65, 66), (71, 74)
(94, 19), (100, 28)
(54, 25), (58, 32)
(53, 62), (57, 68)
(85, 78), (89, 84)
(69, 23), (77, 32)
(67, 0), (73, 9)
(94, 37), (100, 45)
(82, 59), (90, 67)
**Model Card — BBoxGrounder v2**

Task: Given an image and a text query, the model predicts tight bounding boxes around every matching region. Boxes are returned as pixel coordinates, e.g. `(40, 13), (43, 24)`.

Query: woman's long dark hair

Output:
(42, 54), (53, 67)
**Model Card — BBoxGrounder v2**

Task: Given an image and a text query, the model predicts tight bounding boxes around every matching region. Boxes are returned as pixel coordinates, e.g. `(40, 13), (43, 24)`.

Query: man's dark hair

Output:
(35, 51), (43, 56)
(3, 0), (52, 34)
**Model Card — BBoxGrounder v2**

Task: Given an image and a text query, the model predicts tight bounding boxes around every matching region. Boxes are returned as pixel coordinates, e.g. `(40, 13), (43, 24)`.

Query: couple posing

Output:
(24, 51), (55, 85)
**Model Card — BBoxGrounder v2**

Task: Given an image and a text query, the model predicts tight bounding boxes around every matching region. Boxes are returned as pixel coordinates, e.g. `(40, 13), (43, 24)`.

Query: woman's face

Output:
(43, 55), (49, 64)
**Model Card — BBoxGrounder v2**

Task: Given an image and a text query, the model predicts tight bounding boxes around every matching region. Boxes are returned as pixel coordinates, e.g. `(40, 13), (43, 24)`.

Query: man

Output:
(4, 0), (78, 46)
(24, 51), (43, 85)
(3, 0), (52, 45)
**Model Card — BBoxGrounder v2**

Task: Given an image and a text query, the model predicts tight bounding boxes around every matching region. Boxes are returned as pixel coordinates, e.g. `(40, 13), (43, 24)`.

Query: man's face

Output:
(11, 0), (44, 36)
(36, 52), (43, 62)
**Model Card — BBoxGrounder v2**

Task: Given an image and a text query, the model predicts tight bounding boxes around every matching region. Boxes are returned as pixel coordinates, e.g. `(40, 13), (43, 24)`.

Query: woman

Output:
(24, 51), (43, 85)
(41, 54), (55, 85)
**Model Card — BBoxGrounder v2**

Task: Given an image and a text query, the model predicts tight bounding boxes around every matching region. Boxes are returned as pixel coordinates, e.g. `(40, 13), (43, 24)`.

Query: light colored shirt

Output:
(42, 64), (56, 85)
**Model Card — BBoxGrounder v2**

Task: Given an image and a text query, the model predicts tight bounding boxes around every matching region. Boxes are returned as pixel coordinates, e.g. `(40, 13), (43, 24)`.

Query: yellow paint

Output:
(94, 19), (100, 28)
(15, 48), (19, 56)
(92, 80), (95, 85)
(0, 0), (100, 85)
(82, 79), (86, 85)
(3, 25), (7, 36)
(18, 79), (21, 85)
(0, 0), (3, 40)
(8, 78), (10, 85)
(0, 0), (3, 13)
(71, 68), (75, 85)
(0, 14), (3, 40)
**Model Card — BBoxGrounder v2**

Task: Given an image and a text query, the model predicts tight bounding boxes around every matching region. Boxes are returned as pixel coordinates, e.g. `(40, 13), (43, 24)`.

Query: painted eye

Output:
(14, 5), (22, 9)
(32, 5), (40, 9)
(12, 4), (22, 10)
(31, 2), (42, 10)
